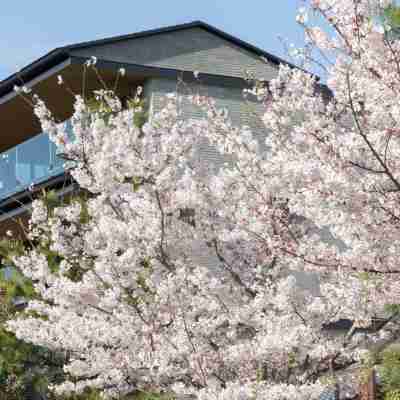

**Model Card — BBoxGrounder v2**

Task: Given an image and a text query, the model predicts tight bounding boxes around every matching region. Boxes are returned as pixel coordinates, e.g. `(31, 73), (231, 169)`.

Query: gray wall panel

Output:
(72, 27), (277, 80)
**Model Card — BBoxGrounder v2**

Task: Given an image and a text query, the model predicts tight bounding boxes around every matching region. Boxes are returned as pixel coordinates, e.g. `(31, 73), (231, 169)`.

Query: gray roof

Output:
(0, 21), (296, 99)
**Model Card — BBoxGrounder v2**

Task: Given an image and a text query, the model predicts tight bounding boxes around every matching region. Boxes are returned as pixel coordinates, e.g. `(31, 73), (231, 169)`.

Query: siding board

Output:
(71, 27), (277, 80)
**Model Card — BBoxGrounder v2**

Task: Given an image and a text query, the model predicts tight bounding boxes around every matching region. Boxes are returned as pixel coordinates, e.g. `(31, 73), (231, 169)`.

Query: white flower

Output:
(9, 7), (400, 398)
(85, 56), (98, 67)
(296, 7), (308, 24)
(308, 26), (332, 49)
(57, 75), (64, 85)
(296, 14), (307, 24)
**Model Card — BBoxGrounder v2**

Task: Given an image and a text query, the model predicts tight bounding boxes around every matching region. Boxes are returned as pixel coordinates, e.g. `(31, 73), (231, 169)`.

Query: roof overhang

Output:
(0, 55), (252, 153)
(0, 57), (147, 153)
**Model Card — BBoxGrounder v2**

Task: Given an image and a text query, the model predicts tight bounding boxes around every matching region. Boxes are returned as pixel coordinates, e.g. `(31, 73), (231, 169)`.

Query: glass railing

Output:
(0, 123), (72, 201)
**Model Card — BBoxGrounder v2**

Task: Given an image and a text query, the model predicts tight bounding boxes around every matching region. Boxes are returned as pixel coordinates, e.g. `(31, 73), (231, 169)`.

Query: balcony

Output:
(0, 128), (69, 202)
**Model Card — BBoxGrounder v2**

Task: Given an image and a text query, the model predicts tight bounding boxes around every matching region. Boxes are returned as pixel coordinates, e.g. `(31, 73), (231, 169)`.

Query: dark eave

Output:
(69, 56), (253, 88)
(0, 171), (75, 216)
(0, 48), (70, 99)
(0, 171), (78, 240)
(0, 21), (297, 101)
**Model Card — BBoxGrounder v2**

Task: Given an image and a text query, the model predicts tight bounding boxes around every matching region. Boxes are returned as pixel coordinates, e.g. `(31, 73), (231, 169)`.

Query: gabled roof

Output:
(63, 21), (291, 65)
(0, 21), (294, 99)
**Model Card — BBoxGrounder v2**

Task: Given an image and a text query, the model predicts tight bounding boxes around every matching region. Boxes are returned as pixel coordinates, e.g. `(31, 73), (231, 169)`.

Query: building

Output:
(0, 21), (289, 238)
(0, 22), (380, 400)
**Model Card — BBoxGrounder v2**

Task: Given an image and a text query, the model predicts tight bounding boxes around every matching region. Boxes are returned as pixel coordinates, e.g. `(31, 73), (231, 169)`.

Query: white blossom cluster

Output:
(6, 1), (400, 398)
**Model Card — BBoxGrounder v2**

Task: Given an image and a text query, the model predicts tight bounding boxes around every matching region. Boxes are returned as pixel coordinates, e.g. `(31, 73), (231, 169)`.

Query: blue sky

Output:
(0, 1), (304, 80)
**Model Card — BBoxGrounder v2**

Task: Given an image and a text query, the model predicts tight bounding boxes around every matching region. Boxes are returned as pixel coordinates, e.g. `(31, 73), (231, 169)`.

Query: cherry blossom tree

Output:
(5, 0), (400, 399)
